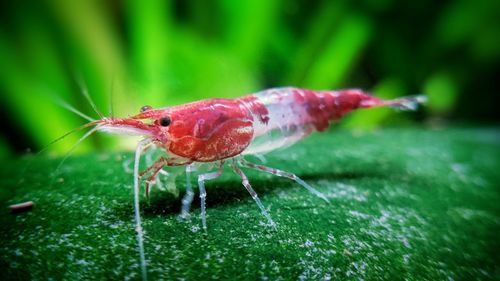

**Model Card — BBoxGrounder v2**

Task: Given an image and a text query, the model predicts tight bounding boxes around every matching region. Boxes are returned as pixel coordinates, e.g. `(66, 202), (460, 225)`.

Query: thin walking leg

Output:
(197, 162), (224, 230)
(232, 160), (276, 228)
(179, 164), (194, 220)
(239, 159), (329, 203)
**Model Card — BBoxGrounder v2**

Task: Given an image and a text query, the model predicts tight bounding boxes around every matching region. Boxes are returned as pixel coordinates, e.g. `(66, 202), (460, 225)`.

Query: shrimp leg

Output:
(238, 159), (329, 203)
(140, 157), (169, 199)
(197, 162), (224, 230)
(179, 164), (194, 220)
(232, 160), (276, 228)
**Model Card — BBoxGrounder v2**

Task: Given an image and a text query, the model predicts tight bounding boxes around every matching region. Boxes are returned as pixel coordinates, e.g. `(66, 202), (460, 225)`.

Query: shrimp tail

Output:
(357, 92), (427, 111)
(382, 95), (427, 111)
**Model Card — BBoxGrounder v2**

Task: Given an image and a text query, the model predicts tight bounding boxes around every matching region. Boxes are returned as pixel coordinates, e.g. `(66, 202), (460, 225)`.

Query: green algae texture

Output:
(1, 127), (499, 280)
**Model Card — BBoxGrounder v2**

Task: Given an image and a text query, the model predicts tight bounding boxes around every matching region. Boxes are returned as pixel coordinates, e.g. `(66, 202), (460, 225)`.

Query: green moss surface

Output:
(1, 127), (499, 280)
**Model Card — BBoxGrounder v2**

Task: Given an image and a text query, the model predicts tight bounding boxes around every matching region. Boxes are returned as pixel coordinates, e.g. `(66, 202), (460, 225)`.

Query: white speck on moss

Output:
(349, 210), (370, 220)
(401, 237), (411, 248)
(403, 254), (410, 264)
(303, 240), (314, 247)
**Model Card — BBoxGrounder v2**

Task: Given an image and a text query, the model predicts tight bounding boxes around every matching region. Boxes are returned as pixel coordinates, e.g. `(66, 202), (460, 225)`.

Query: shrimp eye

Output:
(140, 105), (152, 113)
(159, 116), (171, 127)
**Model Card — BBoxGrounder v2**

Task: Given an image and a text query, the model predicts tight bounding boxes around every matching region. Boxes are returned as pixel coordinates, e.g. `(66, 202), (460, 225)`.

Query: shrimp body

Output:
(102, 87), (420, 162)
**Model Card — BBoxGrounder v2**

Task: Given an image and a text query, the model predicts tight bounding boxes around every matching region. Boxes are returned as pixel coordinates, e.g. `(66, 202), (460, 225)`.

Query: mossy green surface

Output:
(1, 127), (499, 280)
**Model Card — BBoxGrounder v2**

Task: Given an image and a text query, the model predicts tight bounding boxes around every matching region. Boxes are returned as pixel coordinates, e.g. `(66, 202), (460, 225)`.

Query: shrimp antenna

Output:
(38, 121), (98, 155)
(108, 77), (115, 118)
(76, 76), (105, 119)
(50, 126), (100, 185)
(54, 98), (95, 122)
(18, 122), (99, 187)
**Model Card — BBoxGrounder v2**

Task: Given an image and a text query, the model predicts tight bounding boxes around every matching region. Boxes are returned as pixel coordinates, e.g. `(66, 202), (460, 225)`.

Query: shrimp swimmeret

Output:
(64, 87), (426, 280)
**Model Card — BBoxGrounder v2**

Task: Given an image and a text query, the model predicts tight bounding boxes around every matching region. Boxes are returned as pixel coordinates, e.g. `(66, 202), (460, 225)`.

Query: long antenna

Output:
(55, 98), (95, 122)
(76, 76), (104, 119)
(108, 77), (115, 118)
(50, 126), (100, 185)
(17, 120), (97, 187)
(39, 122), (97, 155)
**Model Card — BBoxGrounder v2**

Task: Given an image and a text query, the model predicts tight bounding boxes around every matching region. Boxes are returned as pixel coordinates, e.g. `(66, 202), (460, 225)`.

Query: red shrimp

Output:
(75, 87), (425, 280)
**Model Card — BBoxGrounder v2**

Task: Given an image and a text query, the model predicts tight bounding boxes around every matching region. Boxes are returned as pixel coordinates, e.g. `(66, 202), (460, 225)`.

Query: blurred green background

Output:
(0, 0), (499, 156)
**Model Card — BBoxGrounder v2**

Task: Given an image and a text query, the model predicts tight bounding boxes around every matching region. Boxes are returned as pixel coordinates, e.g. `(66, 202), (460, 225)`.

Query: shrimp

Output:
(74, 87), (425, 280)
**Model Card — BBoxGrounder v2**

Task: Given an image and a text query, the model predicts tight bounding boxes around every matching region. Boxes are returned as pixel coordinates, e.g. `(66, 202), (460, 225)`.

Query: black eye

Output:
(140, 105), (152, 113)
(159, 116), (171, 127)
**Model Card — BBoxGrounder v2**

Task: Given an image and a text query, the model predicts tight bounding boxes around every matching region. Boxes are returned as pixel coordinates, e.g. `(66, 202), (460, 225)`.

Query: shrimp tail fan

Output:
(384, 95), (427, 111)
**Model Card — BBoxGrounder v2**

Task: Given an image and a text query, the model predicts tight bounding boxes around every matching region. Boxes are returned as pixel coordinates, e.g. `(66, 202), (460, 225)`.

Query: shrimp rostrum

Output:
(76, 87), (425, 279)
